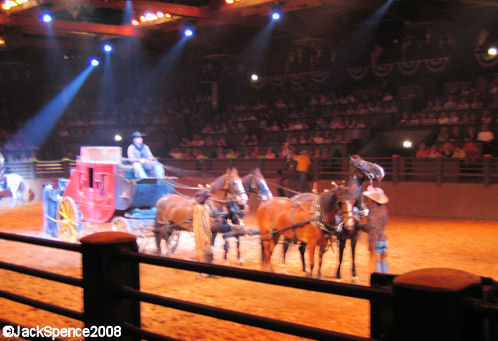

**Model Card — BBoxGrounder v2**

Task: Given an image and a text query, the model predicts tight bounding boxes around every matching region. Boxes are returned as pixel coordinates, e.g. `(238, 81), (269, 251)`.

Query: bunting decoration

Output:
(424, 57), (449, 73)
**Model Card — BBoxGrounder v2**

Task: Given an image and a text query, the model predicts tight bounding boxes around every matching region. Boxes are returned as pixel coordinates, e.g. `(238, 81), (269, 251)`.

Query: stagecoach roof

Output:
(80, 146), (122, 164)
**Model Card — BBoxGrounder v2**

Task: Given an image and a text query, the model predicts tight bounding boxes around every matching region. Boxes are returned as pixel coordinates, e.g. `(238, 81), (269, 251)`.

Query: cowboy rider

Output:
(127, 131), (165, 178)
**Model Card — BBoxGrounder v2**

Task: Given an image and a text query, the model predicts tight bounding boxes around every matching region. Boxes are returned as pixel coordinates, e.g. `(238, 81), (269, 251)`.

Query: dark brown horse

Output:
(257, 187), (355, 278)
(279, 155), (385, 280)
(154, 168), (247, 255)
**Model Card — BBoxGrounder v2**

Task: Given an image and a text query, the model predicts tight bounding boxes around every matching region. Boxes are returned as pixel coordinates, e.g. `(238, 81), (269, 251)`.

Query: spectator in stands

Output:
(470, 95), (484, 109)
(436, 127), (450, 142)
(433, 99), (443, 112)
(477, 124), (495, 154)
(440, 141), (455, 158)
(464, 126), (477, 141)
(463, 141), (481, 161)
(399, 112), (409, 126)
(489, 94), (498, 109)
(438, 112), (449, 125)
(428, 145), (442, 158)
(452, 144), (466, 158)
(448, 111), (460, 124)
(415, 143), (429, 158)
(265, 148), (276, 159)
(481, 111), (493, 125)
(215, 147), (225, 159)
(248, 134), (259, 146)
(251, 147), (262, 159)
(456, 98), (469, 111)
(409, 113), (420, 126)
(449, 126), (462, 141)
(293, 149), (311, 192)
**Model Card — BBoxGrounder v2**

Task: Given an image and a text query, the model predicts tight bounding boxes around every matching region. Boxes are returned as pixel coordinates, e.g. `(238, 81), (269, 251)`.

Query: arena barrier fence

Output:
(1, 231), (498, 340)
(6, 157), (497, 185)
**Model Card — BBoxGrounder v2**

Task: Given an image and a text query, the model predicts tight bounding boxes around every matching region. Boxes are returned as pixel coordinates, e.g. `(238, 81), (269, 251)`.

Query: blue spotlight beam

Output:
(13, 66), (94, 149)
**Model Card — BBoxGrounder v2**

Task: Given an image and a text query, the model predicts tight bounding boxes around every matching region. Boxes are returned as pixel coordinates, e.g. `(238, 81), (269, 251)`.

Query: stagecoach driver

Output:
(127, 131), (165, 178)
(193, 190), (214, 265)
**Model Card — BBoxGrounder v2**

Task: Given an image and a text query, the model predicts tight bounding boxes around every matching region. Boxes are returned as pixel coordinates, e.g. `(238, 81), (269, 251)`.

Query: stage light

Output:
(165, 13), (172, 18)
(184, 27), (193, 37)
(131, 19), (139, 26)
(140, 15), (147, 22)
(103, 43), (112, 53)
(225, 0), (234, 4)
(114, 134), (122, 142)
(251, 74), (259, 82)
(156, 11), (164, 18)
(90, 58), (100, 67)
(488, 47), (497, 57)
(0, 38), (5, 46)
(42, 13), (53, 23)
(145, 12), (157, 21)
(271, 11), (281, 20)
(403, 140), (413, 149)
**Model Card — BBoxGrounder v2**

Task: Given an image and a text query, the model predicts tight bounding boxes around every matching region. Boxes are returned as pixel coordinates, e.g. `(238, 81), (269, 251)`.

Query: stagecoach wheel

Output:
(165, 229), (180, 255)
(56, 197), (80, 243)
(111, 217), (132, 233)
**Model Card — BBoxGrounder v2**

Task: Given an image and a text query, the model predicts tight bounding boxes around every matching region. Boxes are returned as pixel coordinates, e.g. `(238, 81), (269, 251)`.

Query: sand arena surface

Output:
(1, 199), (497, 340)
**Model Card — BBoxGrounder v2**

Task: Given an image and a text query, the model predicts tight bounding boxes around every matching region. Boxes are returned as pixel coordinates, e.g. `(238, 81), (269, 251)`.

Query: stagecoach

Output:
(44, 146), (177, 246)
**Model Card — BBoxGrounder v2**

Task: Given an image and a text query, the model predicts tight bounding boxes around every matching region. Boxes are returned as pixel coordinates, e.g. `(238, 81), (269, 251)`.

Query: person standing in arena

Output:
(360, 186), (390, 274)
(193, 190), (214, 264)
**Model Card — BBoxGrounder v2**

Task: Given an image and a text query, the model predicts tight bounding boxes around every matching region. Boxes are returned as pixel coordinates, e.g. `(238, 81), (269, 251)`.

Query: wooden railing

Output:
(1, 231), (497, 340)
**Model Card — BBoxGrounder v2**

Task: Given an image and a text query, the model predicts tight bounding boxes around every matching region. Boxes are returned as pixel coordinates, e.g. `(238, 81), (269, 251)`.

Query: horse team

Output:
(155, 155), (385, 281)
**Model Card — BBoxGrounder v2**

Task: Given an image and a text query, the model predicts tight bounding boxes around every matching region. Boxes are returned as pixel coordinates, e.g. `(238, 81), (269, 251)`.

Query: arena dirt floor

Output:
(1, 198), (497, 341)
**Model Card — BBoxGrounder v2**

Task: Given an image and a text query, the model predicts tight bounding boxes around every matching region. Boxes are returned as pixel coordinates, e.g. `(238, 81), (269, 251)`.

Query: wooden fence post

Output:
(81, 232), (140, 341)
(392, 268), (484, 341)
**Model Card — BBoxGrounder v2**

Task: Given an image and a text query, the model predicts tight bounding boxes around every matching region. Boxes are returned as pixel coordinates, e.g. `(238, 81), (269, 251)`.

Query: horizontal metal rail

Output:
(122, 322), (182, 341)
(0, 260), (82, 287)
(0, 232), (81, 252)
(0, 289), (83, 321)
(120, 250), (392, 301)
(121, 286), (378, 341)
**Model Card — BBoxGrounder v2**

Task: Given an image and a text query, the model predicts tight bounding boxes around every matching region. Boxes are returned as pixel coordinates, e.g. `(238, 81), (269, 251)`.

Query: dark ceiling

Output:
(0, 0), (497, 53)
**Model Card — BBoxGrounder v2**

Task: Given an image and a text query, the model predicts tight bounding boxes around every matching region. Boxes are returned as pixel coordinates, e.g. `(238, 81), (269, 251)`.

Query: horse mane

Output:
(210, 174), (228, 192)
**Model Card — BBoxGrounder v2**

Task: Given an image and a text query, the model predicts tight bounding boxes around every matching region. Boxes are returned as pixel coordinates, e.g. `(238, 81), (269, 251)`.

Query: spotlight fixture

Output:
(131, 10), (175, 26)
(114, 134), (123, 142)
(403, 140), (413, 149)
(90, 58), (100, 67)
(103, 43), (112, 53)
(183, 27), (194, 37)
(488, 46), (497, 57)
(251, 74), (259, 82)
(41, 13), (53, 23)
(271, 3), (282, 21)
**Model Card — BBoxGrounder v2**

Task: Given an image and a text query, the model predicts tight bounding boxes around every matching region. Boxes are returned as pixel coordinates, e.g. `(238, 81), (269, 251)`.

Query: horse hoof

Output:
(306, 272), (312, 278)
(237, 259), (244, 266)
(224, 260), (230, 266)
(352, 276), (360, 284)
(317, 273), (322, 280)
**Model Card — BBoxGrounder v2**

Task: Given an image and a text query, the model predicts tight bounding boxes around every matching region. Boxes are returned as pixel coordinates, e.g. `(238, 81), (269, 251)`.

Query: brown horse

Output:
(154, 168), (247, 255)
(257, 187), (355, 278)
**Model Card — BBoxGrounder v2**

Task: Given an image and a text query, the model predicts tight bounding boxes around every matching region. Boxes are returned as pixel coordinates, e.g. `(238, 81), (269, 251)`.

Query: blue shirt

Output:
(127, 143), (153, 161)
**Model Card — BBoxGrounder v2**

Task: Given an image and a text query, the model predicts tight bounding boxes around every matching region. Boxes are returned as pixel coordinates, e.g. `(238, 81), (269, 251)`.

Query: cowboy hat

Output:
(194, 190), (212, 204)
(131, 131), (146, 138)
(363, 186), (389, 204)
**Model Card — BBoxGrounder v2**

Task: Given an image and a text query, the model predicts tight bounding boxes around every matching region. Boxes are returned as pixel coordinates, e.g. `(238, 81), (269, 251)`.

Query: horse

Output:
(257, 187), (356, 278)
(278, 155), (385, 280)
(1, 173), (34, 207)
(335, 155), (385, 281)
(154, 168), (248, 256)
(212, 168), (273, 265)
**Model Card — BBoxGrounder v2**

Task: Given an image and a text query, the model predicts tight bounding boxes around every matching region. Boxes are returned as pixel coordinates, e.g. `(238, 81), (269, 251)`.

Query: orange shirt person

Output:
(293, 150), (311, 192)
